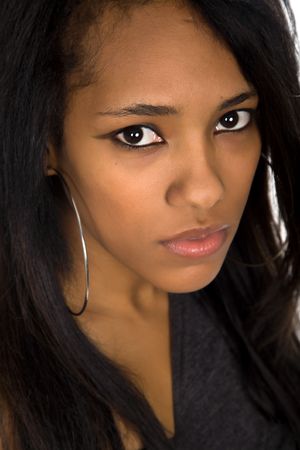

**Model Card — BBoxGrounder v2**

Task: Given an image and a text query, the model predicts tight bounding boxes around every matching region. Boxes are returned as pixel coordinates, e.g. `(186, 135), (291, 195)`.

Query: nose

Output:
(166, 137), (225, 211)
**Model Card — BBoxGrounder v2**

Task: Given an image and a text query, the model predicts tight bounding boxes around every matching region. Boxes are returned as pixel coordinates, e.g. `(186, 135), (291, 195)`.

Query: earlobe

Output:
(46, 166), (58, 176)
(44, 143), (59, 176)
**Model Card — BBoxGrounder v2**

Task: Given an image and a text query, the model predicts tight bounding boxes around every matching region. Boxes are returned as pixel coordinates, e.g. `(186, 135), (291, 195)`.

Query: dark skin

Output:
(47, 2), (261, 448)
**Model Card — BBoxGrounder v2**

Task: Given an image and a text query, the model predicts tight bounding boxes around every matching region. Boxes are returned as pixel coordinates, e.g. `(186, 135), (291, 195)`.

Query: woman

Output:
(0, 0), (299, 448)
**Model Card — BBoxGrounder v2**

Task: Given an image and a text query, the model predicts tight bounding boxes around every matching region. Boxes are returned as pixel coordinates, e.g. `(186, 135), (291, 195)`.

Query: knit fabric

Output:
(158, 290), (297, 450)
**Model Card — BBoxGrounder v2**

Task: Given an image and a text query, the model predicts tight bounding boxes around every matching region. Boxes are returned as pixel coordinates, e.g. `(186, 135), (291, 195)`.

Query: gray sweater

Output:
(158, 290), (297, 449)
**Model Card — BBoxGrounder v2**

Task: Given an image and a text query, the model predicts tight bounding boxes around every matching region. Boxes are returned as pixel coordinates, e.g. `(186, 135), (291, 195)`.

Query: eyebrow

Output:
(95, 90), (258, 117)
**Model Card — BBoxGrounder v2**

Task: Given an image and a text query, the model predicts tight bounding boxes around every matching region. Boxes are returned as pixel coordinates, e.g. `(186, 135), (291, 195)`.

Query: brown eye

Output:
(115, 125), (164, 147)
(122, 126), (144, 145)
(215, 110), (253, 133)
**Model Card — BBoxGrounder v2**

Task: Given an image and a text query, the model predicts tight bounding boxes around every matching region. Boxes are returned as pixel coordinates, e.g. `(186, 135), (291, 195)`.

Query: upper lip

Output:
(160, 224), (230, 242)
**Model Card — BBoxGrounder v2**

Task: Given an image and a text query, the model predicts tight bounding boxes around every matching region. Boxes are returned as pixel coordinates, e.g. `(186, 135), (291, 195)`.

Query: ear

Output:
(44, 142), (59, 176)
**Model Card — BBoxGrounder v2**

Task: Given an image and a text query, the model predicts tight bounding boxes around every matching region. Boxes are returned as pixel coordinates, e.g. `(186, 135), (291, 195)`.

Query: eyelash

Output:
(111, 108), (257, 151)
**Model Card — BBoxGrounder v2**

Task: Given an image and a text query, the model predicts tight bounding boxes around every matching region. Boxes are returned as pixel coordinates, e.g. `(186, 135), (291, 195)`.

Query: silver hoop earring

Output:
(52, 169), (89, 316)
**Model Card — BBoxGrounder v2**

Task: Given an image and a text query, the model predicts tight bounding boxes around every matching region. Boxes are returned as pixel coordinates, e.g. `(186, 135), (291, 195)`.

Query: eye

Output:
(215, 109), (254, 133)
(113, 125), (164, 149)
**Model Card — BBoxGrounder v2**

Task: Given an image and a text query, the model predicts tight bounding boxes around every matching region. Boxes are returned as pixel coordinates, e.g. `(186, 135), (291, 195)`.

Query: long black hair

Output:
(0, 0), (300, 448)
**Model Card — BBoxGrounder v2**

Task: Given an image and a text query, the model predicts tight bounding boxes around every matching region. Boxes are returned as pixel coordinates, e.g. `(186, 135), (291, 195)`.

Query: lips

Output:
(160, 224), (230, 258)
(160, 224), (230, 243)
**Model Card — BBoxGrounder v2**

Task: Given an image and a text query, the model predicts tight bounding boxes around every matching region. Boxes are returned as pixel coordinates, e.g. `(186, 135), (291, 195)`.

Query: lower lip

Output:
(161, 229), (228, 259)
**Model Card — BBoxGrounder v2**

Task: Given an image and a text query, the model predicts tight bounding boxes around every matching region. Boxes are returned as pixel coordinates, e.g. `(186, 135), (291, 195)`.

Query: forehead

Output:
(69, 1), (251, 114)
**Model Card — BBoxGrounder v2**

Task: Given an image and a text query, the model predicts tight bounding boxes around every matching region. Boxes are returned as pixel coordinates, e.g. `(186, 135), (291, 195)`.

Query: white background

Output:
(290, 0), (300, 39)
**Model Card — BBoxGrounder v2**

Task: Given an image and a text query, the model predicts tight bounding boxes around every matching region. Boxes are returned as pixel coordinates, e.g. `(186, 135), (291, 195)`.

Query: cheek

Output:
(81, 178), (169, 286)
(220, 132), (261, 209)
(71, 165), (160, 253)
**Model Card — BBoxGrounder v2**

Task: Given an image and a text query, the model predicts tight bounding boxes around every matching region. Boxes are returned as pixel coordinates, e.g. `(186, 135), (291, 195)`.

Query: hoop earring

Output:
(51, 168), (89, 316)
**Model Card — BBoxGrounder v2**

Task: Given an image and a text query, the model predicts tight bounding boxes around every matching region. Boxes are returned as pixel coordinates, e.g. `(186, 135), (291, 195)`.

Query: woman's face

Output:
(48, 1), (261, 295)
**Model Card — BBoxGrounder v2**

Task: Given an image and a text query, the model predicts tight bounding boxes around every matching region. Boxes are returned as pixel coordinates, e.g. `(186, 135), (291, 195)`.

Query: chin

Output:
(157, 261), (224, 294)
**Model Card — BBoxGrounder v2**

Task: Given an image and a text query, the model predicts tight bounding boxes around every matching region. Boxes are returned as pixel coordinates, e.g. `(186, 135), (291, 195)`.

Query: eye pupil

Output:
(221, 111), (239, 128)
(124, 126), (143, 144)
